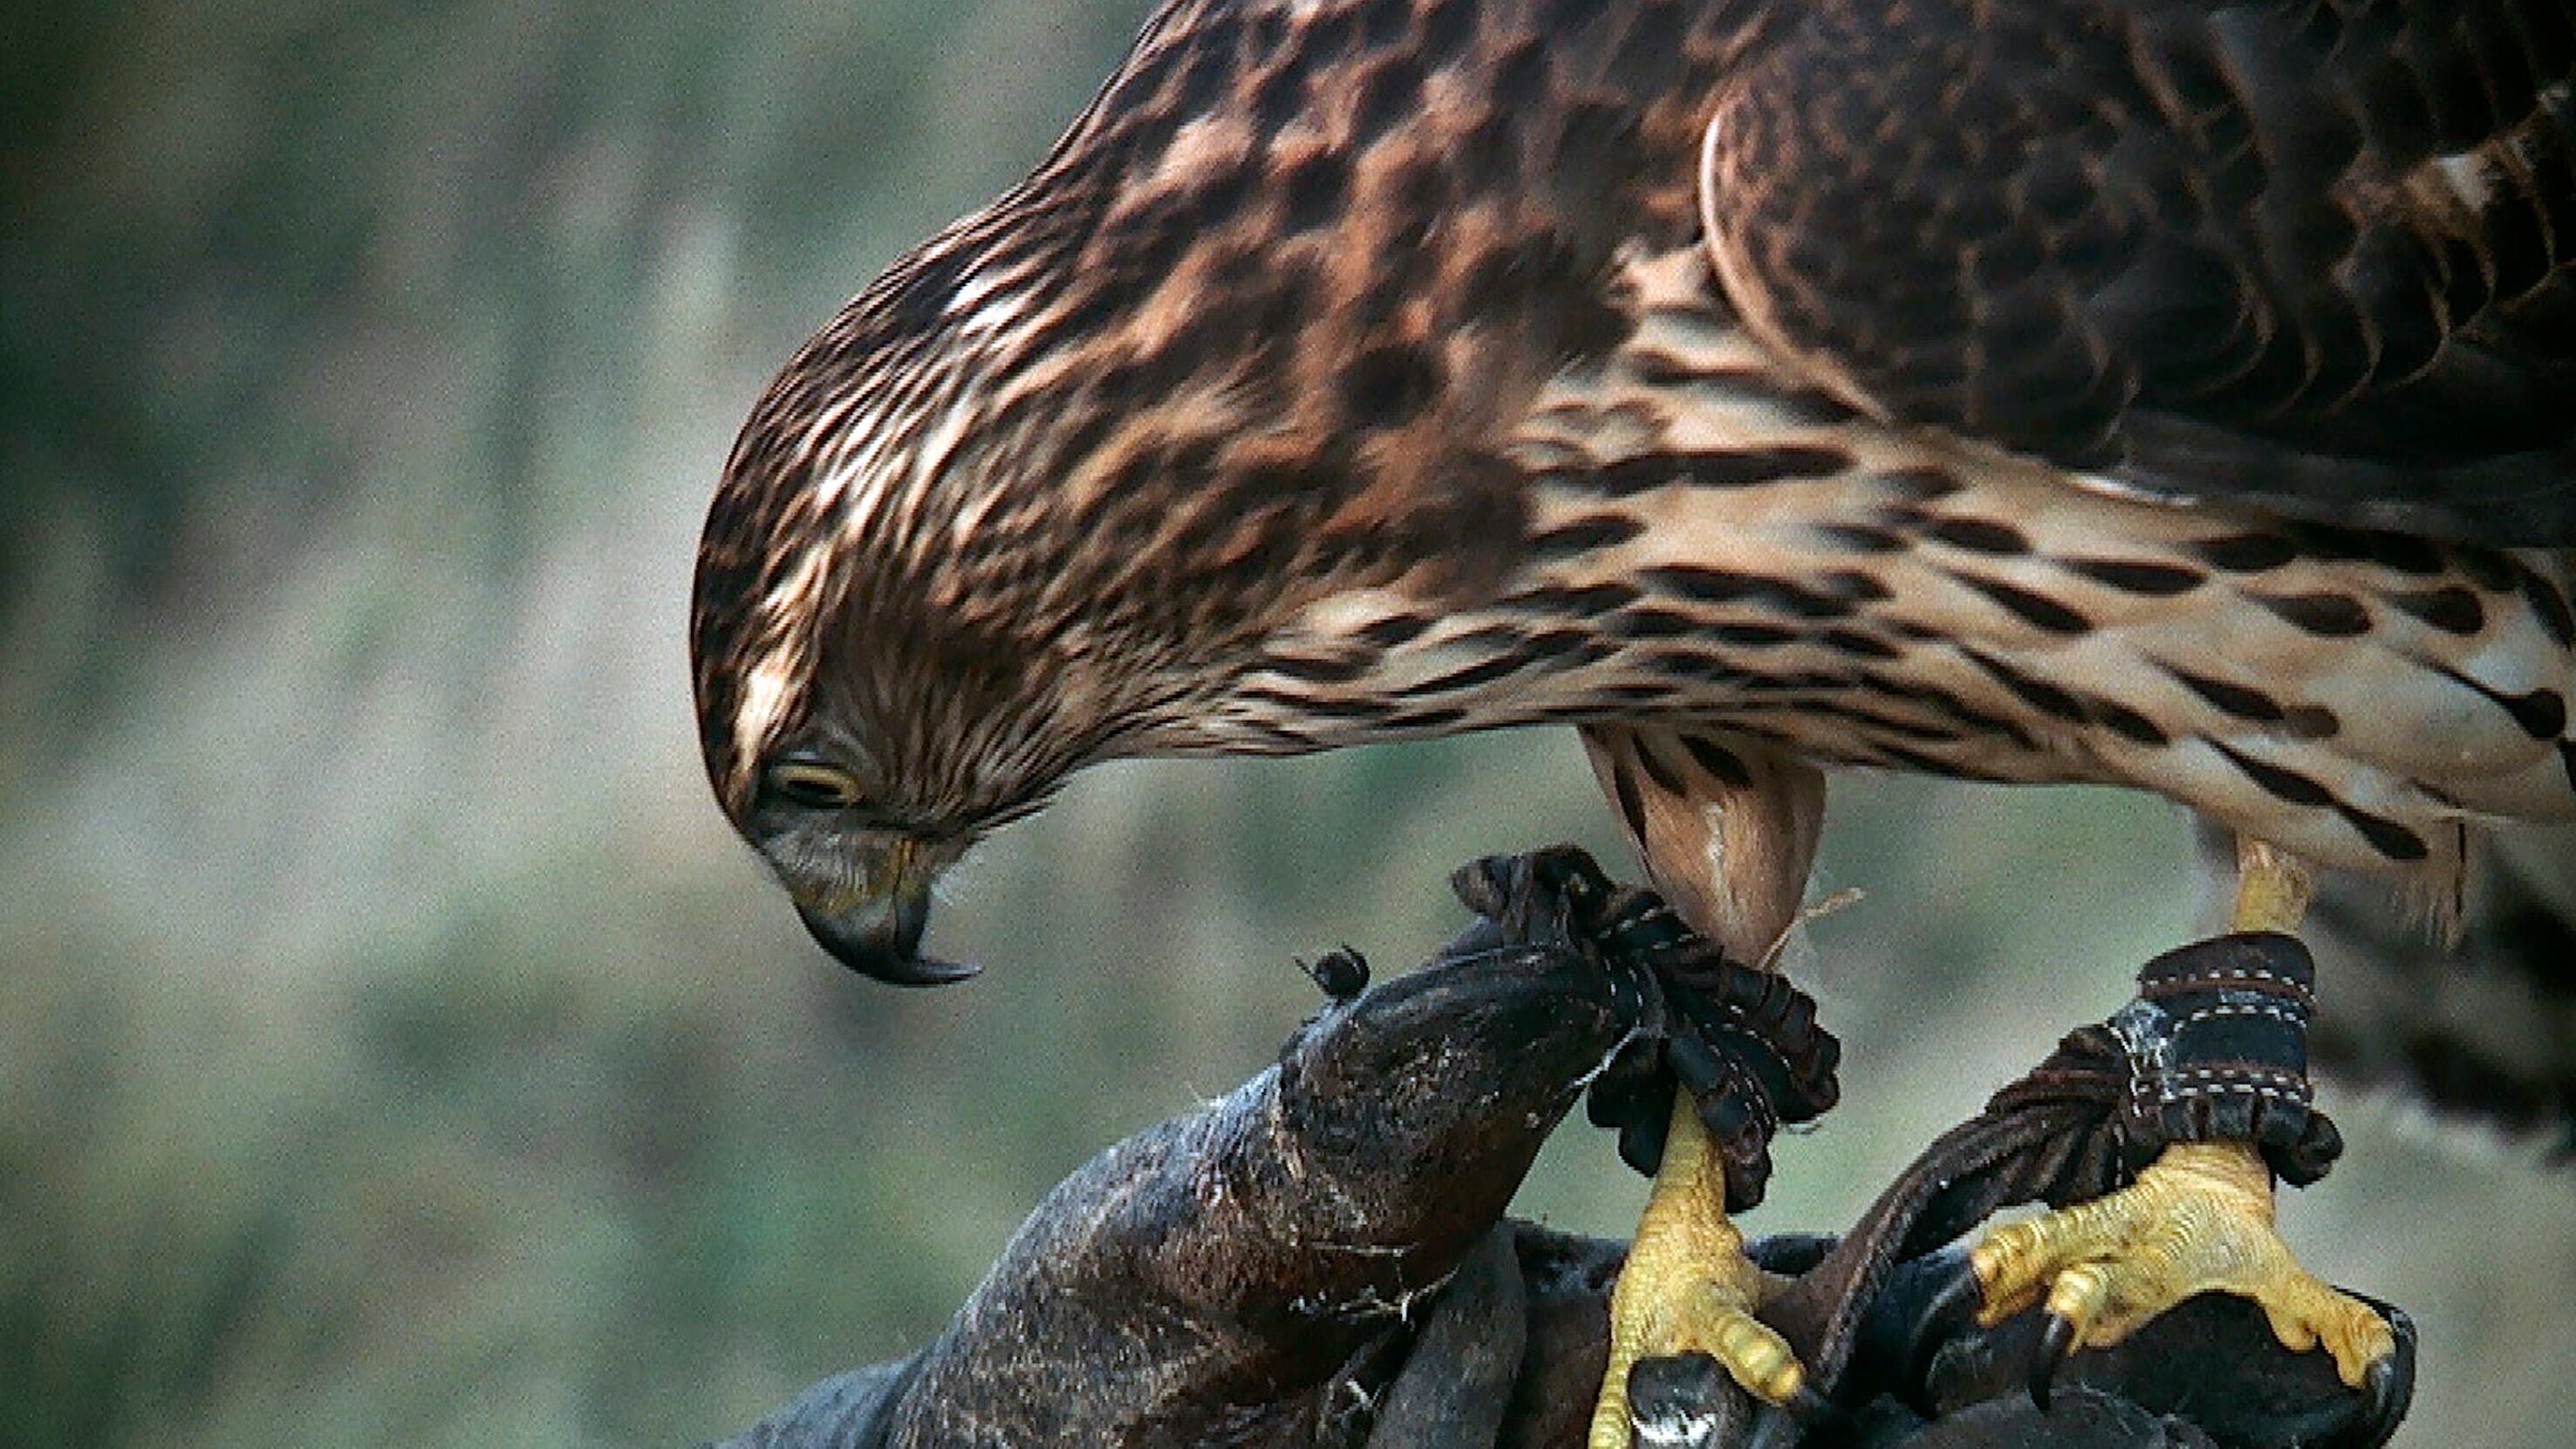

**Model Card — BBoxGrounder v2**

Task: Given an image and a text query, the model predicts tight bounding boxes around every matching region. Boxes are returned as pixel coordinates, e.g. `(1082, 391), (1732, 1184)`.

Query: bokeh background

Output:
(5, 2), (2571, 1446)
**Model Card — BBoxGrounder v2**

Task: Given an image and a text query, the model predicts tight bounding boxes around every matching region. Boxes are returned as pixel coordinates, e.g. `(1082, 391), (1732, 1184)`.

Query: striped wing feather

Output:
(1702, 0), (2576, 544)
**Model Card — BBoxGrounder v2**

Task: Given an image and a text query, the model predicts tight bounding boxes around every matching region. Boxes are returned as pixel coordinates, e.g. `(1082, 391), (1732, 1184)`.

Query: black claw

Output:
(1901, 1260), (1986, 1400)
(2361, 1358), (2396, 1429)
(1627, 1352), (1734, 1447)
(2322, 1296), (2415, 1449)
(1786, 1382), (1832, 1422)
(1743, 1403), (1803, 1449)
(2029, 1311), (2077, 1411)
(1741, 1380), (1835, 1449)
(2354, 1354), (2405, 1449)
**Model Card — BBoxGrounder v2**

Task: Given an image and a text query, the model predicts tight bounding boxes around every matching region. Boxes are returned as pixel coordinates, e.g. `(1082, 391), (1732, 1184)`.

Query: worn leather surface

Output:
(706, 851), (2407, 1449)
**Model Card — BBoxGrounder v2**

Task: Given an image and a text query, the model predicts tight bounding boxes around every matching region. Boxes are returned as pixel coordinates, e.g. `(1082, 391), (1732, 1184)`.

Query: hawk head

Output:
(684, 2), (1581, 982)
(689, 233), (1107, 988)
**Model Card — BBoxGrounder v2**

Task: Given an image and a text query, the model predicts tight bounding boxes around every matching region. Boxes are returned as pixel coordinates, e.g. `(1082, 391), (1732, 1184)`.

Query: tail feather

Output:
(2307, 826), (2576, 1159)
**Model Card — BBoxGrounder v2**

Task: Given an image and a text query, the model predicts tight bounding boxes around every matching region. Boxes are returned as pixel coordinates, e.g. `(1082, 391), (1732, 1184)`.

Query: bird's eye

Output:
(763, 754), (864, 811)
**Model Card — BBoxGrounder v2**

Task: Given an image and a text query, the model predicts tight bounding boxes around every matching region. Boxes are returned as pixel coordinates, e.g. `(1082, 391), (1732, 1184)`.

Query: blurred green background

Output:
(4, 2), (2570, 1446)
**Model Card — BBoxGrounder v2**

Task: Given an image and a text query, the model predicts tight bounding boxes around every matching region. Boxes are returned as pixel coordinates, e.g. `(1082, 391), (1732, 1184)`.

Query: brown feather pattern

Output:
(694, 0), (2576, 934)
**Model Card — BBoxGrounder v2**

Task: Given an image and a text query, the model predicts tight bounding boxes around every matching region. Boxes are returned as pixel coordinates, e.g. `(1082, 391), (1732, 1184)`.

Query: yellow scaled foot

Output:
(1590, 1092), (1807, 1449)
(1971, 1140), (2397, 1400)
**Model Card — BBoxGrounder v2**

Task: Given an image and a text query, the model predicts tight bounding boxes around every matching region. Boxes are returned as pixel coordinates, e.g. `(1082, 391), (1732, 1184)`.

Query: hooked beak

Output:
(793, 883), (979, 987)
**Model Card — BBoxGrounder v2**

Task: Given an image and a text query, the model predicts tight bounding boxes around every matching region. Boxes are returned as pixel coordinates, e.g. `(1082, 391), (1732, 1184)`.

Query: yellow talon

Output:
(1969, 837), (2395, 1398)
(1972, 1140), (2395, 1390)
(1589, 1092), (1805, 1449)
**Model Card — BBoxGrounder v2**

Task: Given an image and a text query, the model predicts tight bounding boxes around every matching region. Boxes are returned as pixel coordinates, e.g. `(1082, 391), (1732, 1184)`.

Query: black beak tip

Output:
(795, 898), (980, 988)
(878, 952), (982, 988)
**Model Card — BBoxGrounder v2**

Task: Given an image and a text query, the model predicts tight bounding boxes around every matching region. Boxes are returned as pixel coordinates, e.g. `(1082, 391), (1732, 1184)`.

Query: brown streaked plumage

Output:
(694, 0), (2574, 982)
(694, 0), (2576, 1421)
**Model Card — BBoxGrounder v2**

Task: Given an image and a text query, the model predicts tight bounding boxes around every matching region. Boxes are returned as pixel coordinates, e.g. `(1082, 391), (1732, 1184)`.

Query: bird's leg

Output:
(1970, 837), (2399, 1404)
(1579, 727), (1827, 1446)
(2228, 837), (2314, 935)
(1589, 1092), (1807, 1448)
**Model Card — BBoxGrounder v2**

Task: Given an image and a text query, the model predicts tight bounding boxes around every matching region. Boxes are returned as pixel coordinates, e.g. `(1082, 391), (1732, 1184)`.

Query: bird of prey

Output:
(693, 0), (2575, 1439)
